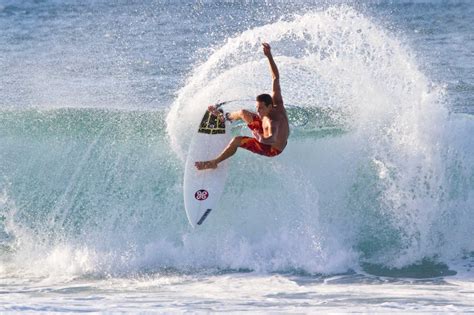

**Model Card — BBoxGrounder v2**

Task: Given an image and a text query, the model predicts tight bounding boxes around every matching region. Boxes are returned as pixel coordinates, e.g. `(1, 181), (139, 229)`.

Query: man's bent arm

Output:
(209, 106), (254, 124)
(259, 134), (276, 145)
(227, 109), (254, 123)
(255, 124), (279, 145)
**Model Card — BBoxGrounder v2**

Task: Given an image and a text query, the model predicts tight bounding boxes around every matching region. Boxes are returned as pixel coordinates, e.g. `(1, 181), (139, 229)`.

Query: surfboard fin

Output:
(197, 209), (212, 225)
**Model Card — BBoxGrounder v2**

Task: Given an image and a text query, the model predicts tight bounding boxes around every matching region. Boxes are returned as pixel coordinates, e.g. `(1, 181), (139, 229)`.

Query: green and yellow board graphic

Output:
(198, 109), (226, 135)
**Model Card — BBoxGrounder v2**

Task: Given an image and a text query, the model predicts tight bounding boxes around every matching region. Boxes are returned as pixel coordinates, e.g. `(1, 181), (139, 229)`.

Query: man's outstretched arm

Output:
(208, 106), (255, 124)
(262, 43), (283, 107)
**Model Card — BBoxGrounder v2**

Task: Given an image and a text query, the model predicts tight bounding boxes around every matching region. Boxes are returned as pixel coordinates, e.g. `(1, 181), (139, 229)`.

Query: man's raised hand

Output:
(262, 42), (272, 57)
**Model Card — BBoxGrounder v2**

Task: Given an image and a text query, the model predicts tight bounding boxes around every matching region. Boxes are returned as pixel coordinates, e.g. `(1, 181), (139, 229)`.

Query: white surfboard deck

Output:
(183, 109), (231, 227)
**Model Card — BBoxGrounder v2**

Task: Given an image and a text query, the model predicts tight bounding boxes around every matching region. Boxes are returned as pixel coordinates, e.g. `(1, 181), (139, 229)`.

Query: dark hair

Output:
(256, 94), (273, 107)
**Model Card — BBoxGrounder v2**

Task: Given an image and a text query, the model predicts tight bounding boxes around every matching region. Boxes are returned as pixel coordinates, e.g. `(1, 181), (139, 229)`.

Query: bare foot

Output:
(208, 105), (225, 122)
(195, 160), (218, 170)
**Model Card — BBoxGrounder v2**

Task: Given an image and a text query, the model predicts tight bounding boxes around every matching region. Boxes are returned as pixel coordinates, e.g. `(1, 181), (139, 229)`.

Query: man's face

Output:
(256, 101), (271, 116)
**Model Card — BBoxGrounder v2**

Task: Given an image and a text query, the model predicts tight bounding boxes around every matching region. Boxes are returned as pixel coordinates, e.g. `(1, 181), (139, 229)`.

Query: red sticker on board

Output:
(195, 189), (209, 201)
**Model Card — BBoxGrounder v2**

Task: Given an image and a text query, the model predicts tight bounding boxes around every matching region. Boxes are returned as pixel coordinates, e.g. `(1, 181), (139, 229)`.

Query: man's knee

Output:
(231, 136), (243, 147)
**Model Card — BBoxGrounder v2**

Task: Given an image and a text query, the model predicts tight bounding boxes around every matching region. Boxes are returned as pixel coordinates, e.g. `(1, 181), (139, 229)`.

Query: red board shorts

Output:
(239, 115), (282, 157)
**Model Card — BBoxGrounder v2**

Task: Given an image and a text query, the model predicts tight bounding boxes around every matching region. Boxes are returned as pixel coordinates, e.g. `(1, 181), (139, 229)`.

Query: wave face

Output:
(2, 7), (474, 278)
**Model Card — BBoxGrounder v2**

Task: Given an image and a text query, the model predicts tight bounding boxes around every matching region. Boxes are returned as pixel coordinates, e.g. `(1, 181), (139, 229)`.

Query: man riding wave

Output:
(195, 43), (289, 170)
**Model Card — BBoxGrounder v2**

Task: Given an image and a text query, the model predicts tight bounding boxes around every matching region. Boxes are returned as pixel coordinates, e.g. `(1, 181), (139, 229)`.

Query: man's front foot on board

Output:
(195, 160), (218, 170)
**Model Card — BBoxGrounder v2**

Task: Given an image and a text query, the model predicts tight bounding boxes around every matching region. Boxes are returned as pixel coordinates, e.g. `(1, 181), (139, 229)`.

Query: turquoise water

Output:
(1, 0), (474, 312)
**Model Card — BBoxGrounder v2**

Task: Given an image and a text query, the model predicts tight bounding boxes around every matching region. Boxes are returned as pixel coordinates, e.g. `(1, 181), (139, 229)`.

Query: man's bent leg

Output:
(239, 137), (282, 157)
(195, 136), (243, 170)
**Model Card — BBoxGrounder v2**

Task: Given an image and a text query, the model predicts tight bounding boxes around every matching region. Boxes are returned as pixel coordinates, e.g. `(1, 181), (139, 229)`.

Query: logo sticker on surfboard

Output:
(195, 189), (209, 201)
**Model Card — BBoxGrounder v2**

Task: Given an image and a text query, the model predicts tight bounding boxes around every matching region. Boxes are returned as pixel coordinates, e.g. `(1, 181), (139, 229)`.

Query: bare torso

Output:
(261, 104), (289, 151)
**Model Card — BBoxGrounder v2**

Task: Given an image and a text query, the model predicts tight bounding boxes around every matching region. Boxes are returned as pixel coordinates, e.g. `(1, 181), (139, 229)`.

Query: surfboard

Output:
(183, 107), (231, 227)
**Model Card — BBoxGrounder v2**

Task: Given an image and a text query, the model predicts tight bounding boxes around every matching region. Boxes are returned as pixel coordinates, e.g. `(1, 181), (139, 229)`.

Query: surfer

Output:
(195, 43), (289, 170)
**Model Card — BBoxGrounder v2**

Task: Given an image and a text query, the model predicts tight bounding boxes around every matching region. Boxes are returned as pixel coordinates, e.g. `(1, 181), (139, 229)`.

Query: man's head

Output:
(256, 93), (273, 116)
